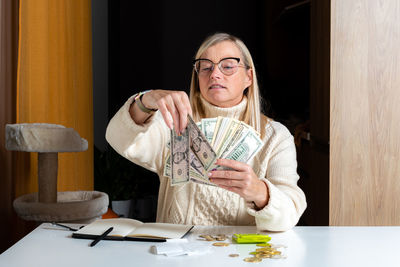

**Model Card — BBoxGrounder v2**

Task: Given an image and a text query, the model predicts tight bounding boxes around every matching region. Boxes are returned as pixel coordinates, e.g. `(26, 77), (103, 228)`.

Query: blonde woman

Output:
(106, 33), (306, 231)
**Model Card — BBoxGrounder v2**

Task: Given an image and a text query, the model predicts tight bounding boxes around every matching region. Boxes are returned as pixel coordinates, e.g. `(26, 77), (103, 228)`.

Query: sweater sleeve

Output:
(105, 95), (169, 174)
(247, 124), (307, 231)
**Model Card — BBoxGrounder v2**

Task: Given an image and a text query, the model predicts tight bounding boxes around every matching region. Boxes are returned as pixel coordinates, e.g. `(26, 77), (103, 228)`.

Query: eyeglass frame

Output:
(193, 57), (250, 76)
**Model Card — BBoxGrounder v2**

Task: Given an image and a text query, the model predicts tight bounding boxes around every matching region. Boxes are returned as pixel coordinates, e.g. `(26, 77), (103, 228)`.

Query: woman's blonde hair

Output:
(189, 32), (263, 133)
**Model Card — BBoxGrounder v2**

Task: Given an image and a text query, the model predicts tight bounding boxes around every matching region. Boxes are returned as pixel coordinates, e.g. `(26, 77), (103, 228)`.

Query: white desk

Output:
(1, 223), (400, 267)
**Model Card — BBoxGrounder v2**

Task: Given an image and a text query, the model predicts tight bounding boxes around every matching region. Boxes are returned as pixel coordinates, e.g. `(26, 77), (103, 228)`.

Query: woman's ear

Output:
(244, 68), (253, 88)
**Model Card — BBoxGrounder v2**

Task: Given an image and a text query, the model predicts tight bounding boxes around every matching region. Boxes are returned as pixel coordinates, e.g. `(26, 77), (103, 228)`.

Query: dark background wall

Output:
(93, 0), (311, 223)
(107, 0), (310, 123)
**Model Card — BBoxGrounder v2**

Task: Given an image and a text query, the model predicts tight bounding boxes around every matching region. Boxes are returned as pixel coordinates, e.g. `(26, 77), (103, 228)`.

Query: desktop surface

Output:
(0, 223), (399, 267)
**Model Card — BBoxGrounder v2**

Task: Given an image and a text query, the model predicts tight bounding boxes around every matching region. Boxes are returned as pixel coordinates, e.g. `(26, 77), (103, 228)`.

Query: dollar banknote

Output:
(187, 115), (217, 171)
(166, 148), (214, 185)
(171, 128), (190, 185)
(212, 117), (231, 152)
(163, 152), (171, 178)
(189, 150), (206, 177)
(201, 118), (217, 143)
(215, 119), (240, 157)
(165, 115), (263, 186)
(219, 123), (247, 158)
(211, 117), (223, 147)
(224, 130), (263, 163)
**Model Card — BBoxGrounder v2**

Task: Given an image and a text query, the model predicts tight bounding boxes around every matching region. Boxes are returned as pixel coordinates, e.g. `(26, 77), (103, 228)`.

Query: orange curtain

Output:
(16, 0), (93, 196)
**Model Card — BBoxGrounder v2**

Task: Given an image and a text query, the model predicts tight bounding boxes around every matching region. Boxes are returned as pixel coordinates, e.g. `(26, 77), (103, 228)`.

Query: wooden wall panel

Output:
(331, 0), (400, 225)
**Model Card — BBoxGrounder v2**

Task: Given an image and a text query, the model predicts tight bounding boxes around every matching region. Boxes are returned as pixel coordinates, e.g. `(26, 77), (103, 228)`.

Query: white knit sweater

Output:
(106, 95), (307, 231)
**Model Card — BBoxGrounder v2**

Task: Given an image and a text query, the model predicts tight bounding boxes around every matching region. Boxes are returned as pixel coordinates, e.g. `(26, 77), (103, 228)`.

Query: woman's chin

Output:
(206, 95), (228, 106)
(208, 97), (240, 108)
(206, 91), (228, 100)
(202, 90), (242, 107)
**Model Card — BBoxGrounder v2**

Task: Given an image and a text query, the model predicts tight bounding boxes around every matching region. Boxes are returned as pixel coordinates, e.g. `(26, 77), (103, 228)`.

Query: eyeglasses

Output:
(193, 57), (249, 76)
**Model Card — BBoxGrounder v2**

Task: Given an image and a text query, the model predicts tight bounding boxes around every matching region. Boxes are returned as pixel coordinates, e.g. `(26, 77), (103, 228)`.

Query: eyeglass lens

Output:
(195, 58), (240, 76)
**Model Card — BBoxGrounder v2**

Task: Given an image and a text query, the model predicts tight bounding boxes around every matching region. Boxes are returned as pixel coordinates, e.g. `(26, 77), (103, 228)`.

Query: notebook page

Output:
(75, 218), (143, 237)
(127, 223), (192, 239)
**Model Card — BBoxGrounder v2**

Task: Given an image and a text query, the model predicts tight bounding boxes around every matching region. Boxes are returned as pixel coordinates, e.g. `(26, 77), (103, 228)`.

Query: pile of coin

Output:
(198, 234), (230, 247)
(199, 234), (287, 262)
(198, 234), (227, 241)
(198, 234), (229, 247)
(244, 244), (287, 262)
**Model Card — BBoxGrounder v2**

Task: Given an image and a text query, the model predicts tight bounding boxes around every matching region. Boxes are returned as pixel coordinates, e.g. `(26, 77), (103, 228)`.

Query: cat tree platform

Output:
(6, 123), (109, 223)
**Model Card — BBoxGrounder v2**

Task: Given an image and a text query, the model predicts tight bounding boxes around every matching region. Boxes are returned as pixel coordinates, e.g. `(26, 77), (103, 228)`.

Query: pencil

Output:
(90, 227), (113, 247)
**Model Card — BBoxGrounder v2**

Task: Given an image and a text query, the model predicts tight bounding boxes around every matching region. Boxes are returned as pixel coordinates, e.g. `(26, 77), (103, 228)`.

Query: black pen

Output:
(51, 222), (83, 232)
(90, 227), (113, 247)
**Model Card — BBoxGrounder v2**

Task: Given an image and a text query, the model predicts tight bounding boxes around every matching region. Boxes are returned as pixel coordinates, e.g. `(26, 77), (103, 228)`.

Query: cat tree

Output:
(6, 123), (108, 223)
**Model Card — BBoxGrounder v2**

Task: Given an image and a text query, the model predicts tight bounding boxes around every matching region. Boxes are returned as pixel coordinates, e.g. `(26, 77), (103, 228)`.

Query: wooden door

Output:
(330, 0), (400, 225)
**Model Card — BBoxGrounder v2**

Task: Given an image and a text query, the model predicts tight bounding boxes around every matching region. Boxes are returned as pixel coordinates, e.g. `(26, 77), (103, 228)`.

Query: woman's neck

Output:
(200, 94), (247, 119)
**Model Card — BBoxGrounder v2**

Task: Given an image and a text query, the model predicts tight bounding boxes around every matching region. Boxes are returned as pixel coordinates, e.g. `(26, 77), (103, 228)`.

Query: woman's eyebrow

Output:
(198, 56), (240, 62)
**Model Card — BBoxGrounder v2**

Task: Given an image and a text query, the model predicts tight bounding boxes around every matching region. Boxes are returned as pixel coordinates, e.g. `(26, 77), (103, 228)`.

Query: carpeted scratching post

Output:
(5, 123), (109, 223)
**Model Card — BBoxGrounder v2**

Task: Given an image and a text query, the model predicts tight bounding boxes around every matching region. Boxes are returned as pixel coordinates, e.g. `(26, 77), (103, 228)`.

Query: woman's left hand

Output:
(209, 158), (269, 209)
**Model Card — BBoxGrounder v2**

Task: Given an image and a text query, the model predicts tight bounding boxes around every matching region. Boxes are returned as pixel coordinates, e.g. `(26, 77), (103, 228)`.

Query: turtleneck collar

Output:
(199, 94), (248, 120)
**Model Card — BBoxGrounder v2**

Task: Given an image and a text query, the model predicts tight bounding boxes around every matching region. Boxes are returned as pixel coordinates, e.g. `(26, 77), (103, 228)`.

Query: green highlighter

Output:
(232, 234), (271, 244)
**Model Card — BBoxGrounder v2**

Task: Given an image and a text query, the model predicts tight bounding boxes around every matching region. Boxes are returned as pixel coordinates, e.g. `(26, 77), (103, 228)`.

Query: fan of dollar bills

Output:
(163, 116), (263, 186)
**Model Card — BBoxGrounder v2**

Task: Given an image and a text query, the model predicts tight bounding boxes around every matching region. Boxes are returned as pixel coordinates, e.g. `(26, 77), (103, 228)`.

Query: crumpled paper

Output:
(151, 239), (212, 256)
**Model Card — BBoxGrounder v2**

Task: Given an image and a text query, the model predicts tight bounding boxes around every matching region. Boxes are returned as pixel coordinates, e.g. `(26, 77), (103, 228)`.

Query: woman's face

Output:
(198, 41), (253, 108)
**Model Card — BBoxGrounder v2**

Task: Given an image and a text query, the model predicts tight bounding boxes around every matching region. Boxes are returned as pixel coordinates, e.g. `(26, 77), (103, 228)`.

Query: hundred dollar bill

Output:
(215, 119), (240, 157)
(224, 130), (263, 163)
(217, 119), (241, 156)
(201, 118), (217, 144)
(219, 123), (247, 158)
(164, 151), (171, 177)
(211, 117), (223, 147)
(187, 115), (217, 171)
(213, 117), (232, 151)
(171, 128), (190, 185)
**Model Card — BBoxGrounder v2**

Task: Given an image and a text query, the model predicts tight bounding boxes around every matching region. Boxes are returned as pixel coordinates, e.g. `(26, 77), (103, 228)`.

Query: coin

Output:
(199, 234), (228, 241)
(256, 248), (274, 252)
(212, 242), (229, 247)
(216, 234), (227, 241)
(200, 235), (216, 241)
(243, 257), (262, 263)
(229, 254), (239, 257)
(256, 243), (271, 247)
(255, 253), (272, 259)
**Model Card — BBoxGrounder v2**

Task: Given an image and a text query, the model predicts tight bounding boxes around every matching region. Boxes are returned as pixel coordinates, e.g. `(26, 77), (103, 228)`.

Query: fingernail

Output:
(208, 172), (212, 177)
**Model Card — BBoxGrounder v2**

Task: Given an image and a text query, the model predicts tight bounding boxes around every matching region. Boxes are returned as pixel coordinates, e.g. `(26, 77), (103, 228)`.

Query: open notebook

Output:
(72, 218), (194, 242)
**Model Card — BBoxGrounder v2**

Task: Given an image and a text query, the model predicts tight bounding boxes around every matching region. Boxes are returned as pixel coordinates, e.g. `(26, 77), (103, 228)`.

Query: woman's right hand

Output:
(140, 90), (192, 134)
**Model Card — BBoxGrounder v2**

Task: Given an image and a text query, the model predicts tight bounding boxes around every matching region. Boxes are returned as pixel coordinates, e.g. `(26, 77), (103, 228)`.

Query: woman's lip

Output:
(209, 84), (226, 89)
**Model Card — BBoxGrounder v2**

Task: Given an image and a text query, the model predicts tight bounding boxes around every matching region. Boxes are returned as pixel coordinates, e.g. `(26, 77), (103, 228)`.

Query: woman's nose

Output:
(210, 64), (223, 80)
